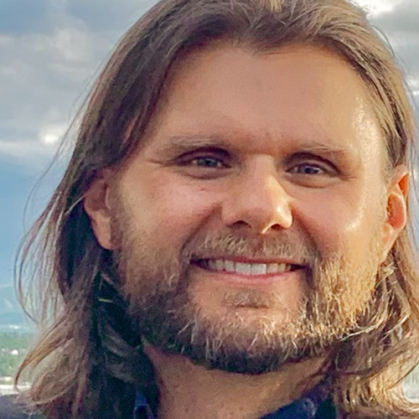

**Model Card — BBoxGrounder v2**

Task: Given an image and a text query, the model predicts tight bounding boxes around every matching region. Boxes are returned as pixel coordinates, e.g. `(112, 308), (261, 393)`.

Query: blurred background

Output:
(0, 0), (418, 395)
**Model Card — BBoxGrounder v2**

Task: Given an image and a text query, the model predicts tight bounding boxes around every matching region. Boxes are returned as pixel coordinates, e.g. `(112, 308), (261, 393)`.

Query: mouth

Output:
(193, 258), (302, 276)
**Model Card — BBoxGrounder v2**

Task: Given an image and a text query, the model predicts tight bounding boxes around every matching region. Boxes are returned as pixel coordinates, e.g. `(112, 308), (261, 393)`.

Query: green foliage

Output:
(0, 332), (33, 350)
(0, 351), (25, 377)
(0, 332), (34, 378)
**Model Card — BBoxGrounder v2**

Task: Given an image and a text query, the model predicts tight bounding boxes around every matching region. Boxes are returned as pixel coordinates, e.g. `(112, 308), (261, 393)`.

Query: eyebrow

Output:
(156, 134), (353, 161)
(157, 135), (235, 155)
(290, 142), (352, 160)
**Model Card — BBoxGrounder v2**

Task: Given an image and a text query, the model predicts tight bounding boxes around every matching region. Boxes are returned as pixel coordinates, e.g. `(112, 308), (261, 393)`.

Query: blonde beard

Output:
(113, 217), (385, 373)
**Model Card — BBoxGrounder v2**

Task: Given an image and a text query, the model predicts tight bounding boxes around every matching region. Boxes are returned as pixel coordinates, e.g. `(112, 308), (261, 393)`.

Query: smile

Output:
(196, 259), (299, 276)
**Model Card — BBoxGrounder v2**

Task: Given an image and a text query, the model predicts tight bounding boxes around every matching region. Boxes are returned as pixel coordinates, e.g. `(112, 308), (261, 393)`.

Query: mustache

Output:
(182, 230), (320, 267)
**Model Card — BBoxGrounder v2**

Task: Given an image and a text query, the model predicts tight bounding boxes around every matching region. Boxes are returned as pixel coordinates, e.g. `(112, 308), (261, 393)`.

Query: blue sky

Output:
(0, 0), (418, 292)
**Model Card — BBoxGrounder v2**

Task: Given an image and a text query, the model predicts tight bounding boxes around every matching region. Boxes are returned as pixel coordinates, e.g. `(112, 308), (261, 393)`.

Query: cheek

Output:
(295, 187), (383, 259)
(122, 174), (220, 245)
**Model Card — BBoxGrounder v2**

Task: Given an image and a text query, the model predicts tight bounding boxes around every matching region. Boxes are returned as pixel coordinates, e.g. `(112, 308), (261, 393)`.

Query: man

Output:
(2, 0), (419, 418)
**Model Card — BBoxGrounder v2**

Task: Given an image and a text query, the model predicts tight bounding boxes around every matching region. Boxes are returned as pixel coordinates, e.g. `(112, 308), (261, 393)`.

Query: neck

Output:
(144, 344), (326, 419)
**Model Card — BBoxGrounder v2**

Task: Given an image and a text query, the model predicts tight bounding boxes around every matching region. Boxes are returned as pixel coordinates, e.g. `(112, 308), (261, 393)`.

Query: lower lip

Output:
(191, 264), (303, 286)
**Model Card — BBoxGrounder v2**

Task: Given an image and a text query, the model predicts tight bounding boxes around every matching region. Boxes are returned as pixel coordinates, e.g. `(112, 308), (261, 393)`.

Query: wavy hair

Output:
(16, 0), (419, 417)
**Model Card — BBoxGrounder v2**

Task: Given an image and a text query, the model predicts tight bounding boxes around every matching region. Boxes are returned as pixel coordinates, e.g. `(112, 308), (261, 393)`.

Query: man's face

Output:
(88, 44), (407, 374)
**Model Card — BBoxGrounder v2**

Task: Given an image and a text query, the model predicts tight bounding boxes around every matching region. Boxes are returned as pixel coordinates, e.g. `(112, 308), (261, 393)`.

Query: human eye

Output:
(189, 156), (226, 169)
(289, 162), (329, 176)
(175, 148), (231, 178)
(285, 154), (339, 186)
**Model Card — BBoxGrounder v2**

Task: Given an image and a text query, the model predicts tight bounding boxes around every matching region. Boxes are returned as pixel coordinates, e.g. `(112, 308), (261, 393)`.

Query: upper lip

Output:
(193, 256), (305, 266)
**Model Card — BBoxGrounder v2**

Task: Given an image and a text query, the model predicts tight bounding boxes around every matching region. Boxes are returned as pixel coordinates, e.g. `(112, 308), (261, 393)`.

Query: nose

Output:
(221, 163), (293, 234)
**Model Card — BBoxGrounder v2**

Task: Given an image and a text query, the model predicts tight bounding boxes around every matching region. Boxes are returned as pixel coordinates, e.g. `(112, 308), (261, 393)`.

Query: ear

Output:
(83, 171), (114, 250)
(380, 165), (408, 263)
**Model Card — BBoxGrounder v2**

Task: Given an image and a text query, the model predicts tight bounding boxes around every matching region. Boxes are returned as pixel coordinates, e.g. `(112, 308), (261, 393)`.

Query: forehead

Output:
(144, 43), (383, 166)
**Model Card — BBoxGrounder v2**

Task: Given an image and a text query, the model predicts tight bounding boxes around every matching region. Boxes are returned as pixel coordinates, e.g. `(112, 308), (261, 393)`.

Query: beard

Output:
(111, 211), (383, 375)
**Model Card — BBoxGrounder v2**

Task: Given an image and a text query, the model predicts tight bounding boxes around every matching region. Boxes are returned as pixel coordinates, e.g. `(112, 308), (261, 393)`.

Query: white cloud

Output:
(352, 0), (401, 16)
(0, 35), (14, 46)
(0, 139), (58, 169)
(52, 29), (91, 62)
(408, 76), (419, 91)
(38, 123), (67, 146)
(0, 16), (102, 168)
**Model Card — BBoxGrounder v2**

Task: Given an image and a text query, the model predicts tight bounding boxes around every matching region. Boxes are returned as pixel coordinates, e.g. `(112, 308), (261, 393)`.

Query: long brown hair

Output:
(16, 0), (419, 417)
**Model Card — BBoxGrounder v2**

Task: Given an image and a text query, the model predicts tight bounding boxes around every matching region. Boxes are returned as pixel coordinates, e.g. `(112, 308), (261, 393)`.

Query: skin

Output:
(84, 44), (407, 419)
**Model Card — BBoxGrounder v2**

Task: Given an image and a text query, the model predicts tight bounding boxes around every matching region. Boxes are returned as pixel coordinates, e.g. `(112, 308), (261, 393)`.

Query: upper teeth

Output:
(205, 259), (292, 275)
